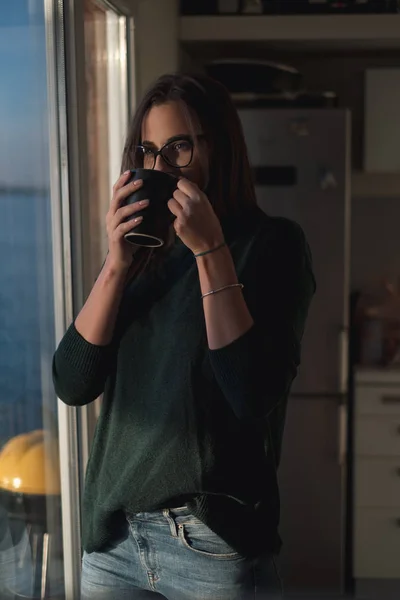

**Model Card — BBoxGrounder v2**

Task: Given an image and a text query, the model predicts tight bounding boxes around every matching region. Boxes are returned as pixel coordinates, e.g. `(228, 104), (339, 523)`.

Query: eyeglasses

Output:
(134, 135), (203, 170)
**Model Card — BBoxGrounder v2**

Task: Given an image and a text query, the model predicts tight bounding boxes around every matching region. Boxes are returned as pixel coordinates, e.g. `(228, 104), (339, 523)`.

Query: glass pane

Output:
(0, 2), (64, 597)
(84, 0), (129, 284)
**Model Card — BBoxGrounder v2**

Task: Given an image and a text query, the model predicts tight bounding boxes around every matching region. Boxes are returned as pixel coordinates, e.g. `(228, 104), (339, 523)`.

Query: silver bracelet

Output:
(201, 283), (244, 299)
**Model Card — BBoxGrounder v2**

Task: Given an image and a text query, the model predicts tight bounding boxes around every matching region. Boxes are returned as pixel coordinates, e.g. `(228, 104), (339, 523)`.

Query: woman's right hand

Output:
(105, 171), (149, 272)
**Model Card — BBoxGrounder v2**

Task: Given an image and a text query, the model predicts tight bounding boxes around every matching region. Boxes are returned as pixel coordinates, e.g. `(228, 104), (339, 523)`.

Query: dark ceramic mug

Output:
(123, 168), (178, 247)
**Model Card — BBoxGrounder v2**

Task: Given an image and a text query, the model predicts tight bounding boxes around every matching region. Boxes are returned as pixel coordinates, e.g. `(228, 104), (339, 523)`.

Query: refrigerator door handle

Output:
(338, 327), (349, 466)
(338, 403), (347, 467)
(339, 327), (349, 396)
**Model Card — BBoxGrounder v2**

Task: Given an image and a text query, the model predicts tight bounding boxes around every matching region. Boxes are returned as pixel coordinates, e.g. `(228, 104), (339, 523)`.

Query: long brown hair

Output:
(121, 73), (256, 219)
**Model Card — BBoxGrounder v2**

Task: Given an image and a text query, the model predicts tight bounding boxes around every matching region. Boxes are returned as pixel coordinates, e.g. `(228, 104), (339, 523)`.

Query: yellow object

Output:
(0, 430), (61, 495)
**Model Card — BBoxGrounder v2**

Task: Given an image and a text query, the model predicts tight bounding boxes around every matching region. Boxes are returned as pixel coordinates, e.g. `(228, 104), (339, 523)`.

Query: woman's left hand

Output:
(168, 178), (224, 255)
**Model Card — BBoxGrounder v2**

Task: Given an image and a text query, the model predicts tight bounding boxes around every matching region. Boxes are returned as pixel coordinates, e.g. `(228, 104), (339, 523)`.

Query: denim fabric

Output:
(81, 506), (282, 600)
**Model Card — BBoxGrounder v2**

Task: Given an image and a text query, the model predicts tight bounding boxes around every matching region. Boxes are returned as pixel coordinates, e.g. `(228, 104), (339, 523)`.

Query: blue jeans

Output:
(81, 506), (282, 599)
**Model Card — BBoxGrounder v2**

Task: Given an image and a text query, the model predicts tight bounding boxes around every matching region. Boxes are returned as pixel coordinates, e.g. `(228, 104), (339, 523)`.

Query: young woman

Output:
(53, 73), (315, 599)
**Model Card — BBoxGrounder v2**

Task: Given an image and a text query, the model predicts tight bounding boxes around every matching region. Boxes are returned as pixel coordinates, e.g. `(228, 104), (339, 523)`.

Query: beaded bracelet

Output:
(193, 241), (226, 258)
(201, 283), (244, 300)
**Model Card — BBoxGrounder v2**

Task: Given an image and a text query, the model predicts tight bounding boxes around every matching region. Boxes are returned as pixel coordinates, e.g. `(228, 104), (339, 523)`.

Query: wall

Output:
(351, 195), (400, 291)
(134, 0), (179, 100)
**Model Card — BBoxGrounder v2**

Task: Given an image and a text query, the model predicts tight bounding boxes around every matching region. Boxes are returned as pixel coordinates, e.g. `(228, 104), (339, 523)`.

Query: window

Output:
(0, 2), (64, 596)
(0, 1), (133, 596)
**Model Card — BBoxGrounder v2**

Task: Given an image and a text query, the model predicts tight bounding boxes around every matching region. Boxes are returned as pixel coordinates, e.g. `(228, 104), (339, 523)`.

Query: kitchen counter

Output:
(355, 366), (400, 385)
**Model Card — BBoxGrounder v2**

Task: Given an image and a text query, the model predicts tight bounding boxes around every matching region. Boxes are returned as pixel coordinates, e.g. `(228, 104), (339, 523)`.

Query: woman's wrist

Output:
(103, 255), (131, 283)
(196, 244), (239, 292)
(193, 241), (226, 259)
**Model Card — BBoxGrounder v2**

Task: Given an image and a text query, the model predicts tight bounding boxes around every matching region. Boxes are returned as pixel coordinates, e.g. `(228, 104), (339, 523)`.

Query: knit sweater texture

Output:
(53, 206), (315, 558)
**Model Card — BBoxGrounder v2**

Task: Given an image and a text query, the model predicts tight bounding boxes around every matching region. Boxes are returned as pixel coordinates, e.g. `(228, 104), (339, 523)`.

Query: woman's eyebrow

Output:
(141, 134), (192, 147)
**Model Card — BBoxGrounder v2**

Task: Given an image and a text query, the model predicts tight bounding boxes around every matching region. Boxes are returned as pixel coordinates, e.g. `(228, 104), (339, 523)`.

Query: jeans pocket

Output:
(177, 520), (242, 560)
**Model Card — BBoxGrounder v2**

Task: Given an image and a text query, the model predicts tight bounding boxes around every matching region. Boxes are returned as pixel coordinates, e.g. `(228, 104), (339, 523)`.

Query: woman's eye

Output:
(173, 141), (190, 152)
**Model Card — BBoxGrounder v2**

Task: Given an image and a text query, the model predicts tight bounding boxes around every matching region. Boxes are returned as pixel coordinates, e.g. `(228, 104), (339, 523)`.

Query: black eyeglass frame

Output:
(134, 134), (204, 170)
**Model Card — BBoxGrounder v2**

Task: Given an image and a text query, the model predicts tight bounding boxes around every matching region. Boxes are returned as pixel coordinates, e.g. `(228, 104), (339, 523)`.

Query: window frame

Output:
(46, 1), (136, 597)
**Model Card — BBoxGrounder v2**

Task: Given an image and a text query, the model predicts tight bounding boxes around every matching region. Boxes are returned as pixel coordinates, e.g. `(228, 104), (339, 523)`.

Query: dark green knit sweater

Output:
(52, 206), (315, 558)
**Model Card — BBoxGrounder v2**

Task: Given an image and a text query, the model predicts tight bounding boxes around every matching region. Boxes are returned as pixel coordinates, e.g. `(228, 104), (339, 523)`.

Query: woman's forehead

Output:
(141, 101), (198, 146)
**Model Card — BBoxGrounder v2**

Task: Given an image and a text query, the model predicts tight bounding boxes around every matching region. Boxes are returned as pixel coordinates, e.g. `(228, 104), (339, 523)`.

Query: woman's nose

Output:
(153, 154), (170, 172)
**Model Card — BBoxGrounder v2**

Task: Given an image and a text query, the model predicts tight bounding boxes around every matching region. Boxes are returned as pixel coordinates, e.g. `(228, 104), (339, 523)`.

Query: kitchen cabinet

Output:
(353, 369), (400, 584)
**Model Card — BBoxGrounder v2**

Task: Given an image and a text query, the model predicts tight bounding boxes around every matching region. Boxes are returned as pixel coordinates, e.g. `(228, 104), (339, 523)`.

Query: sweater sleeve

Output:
(52, 322), (114, 406)
(209, 219), (316, 421)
